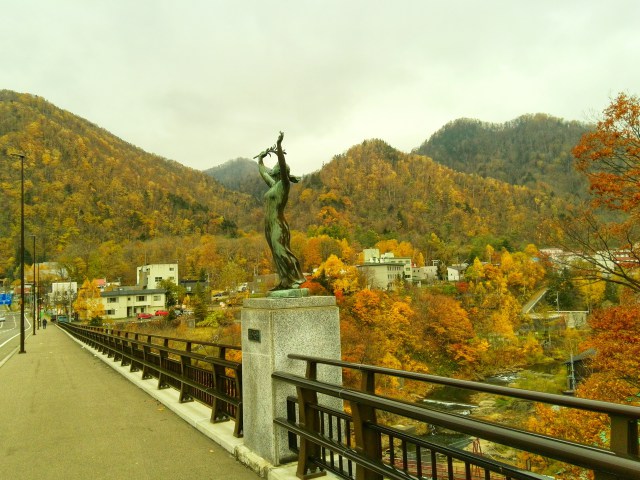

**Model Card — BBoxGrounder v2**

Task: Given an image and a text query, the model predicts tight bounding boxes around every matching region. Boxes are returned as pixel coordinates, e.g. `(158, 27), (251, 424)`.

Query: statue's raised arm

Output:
(254, 132), (306, 292)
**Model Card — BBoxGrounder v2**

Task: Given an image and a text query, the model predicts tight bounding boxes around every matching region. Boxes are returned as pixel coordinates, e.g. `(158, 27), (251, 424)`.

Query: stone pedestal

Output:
(241, 296), (341, 465)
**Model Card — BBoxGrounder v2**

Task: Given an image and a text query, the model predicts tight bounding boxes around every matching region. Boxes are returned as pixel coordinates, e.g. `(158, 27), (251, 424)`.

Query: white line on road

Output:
(0, 314), (32, 348)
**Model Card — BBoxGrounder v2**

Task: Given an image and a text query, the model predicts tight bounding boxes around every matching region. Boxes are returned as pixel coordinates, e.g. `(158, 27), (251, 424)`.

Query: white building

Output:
(447, 265), (468, 282)
(357, 249), (414, 289)
(49, 281), (78, 304)
(137, 263), (179, 290)
(100, 287), (166, 319)
(412, 265), (438, 283)
(51, 281), (77, 296)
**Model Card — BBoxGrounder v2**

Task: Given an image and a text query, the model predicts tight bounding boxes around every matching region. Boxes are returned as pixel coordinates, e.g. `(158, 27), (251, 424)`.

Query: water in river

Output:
(420, 363), (565, 448)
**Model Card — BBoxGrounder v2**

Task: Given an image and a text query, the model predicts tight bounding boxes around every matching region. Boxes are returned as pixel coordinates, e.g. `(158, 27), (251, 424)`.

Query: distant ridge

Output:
(204, 157), (267, 200)
(285, 138), (569, 256)
(415, 114), (592, 200)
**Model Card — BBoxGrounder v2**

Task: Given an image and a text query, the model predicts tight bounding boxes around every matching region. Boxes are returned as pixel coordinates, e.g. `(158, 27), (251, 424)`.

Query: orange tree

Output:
(574, 92), (640, 215)
(581, 303), (640, 399)
(564, 92), (640, 291)
(525, 303), (640, 479)
(339, 288), (430, 398)
(410, 289), (487, 377)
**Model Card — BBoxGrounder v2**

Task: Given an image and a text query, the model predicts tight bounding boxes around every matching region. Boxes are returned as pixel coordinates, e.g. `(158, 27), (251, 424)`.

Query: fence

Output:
(59, 323), (243, 437)
(274, 354), (640, 480)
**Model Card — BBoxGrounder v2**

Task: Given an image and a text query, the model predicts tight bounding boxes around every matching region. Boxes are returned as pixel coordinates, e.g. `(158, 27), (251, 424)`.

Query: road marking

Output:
(0, 314), (32, 348)
(0, 346), (19, 368)
(0, 332), (22, 349)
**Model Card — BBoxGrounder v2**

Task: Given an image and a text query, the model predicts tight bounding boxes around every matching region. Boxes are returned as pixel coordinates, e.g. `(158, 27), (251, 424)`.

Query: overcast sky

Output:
(2, 1), (638, 175)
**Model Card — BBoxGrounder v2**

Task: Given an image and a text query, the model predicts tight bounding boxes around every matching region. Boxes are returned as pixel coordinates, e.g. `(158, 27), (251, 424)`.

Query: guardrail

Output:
(60, 323), (243, 437)
(273, 355), (640, 480)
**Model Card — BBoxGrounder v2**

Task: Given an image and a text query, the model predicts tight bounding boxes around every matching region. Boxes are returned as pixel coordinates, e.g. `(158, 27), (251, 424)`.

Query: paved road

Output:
(0, 324), (259, 480)
(0, 311), (33, 363)
(521, 287), (548, 314)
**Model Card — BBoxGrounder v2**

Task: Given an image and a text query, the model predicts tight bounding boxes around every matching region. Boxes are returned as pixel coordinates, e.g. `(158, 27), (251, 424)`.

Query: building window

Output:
(155, 277), (162, 282)
(169, 267), (174, 271)
(153, 295), (161, 301)
(107, 297), (118, 303)
(137, 295), (145, 302)
(106, 309), (115, 315)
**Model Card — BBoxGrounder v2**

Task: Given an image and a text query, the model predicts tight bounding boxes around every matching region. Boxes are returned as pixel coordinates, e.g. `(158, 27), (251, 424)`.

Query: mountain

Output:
(286, 139), (567, 257)
(0, 90), (260, 277)
(0, 90), (574, 282)
(414, 114), (592, 200)
(204, 158), (267, 200)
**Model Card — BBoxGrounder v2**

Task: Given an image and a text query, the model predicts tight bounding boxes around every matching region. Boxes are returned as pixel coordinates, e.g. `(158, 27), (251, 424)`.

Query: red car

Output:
(137, 312), (153, 319)
(154, 310), (169, 316)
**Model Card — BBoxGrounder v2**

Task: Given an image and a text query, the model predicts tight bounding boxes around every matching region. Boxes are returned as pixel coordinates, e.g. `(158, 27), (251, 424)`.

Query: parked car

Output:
(154, 310), (169, 316)
(137, 312), (153, 319)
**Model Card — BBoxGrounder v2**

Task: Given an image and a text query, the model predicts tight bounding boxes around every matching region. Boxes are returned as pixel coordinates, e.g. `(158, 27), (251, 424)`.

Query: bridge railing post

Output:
(610, 414), (639, 457)
(593, 414), (639, 479)
(296, 360), (326, 479)
(351, 370), (382, 480)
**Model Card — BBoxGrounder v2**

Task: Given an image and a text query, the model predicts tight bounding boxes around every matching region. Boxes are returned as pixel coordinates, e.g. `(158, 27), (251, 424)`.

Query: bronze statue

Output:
(255, 131), (306, 291)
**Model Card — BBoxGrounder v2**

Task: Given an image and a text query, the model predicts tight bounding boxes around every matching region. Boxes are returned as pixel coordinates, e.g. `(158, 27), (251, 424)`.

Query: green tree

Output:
(158, 278), (184, 308)
(217, 261), (246, 292)
(191, 282), (208, 323)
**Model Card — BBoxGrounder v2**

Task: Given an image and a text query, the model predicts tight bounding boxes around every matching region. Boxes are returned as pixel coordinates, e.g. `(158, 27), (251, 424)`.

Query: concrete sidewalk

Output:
(0, 324), (262, 480)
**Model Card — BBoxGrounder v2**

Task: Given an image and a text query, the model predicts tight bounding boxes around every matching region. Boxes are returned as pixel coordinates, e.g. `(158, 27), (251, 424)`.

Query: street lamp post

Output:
(37, 247), (41, 329)
(11, 153), (27, 354)
(40, 237), (45, 328)
(31, 235), (36, 336)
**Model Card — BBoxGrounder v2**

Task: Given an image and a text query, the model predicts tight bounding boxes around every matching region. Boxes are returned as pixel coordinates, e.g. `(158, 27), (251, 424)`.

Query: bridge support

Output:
(241, 296), (341, 466)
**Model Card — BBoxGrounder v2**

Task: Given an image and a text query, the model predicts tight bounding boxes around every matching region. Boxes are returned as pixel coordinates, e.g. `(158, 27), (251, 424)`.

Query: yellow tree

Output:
(574, 277), (606, 310)
(375, 239), (414, 258)
(313, 254), (360, 295)
(73, 278), (105, 323)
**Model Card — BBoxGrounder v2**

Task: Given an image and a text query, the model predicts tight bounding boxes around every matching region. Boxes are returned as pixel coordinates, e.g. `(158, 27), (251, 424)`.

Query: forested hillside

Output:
(415, 114), (591, 199)
(0, 90), (571, 283)
(287, 139), (567, 261)
(0, 91), (260, 279)
(204, 157), (266, 199)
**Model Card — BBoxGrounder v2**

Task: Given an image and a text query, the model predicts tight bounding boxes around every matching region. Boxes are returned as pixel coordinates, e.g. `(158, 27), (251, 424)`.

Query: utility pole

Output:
(11, 152), (26, 354)
(31, 234), (36, 336)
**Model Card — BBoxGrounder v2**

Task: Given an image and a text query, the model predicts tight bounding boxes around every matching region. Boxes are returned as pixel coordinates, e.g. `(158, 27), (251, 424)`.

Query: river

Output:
(420, 363), (566, 448)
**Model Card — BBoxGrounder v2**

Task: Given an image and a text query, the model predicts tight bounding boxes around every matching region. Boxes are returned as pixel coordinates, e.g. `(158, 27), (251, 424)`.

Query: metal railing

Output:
(273, 355), (640, 480)
(60, 323), (243, 437)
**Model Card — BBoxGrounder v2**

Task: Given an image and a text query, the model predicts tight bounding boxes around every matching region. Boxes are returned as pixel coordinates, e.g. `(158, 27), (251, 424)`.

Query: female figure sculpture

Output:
(255, 131), (306, 290)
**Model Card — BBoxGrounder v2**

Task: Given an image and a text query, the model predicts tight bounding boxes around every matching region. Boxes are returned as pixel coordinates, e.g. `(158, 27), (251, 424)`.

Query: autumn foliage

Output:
(73, 278), (105, 322)
(574, 92), (640, 216)
(520, 94), (640, 478)
(525, 297), (640, 479)
(581, 304), (640, 401)
(562, 92), (640, 292)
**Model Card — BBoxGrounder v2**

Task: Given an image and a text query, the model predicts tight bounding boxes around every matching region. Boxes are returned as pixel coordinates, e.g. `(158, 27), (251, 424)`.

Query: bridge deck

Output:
(0, 324), (260, 480)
